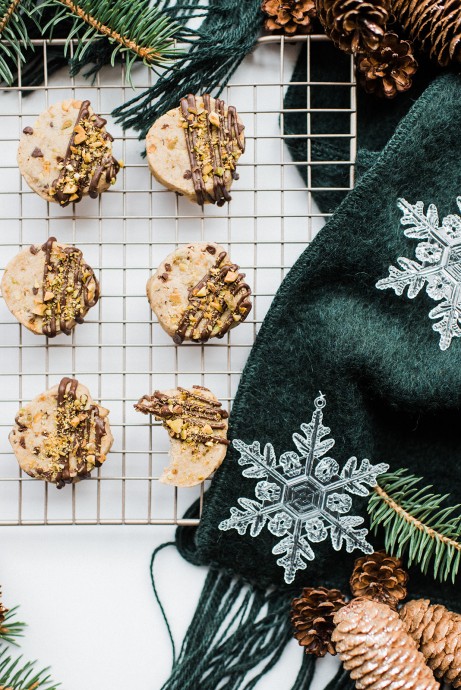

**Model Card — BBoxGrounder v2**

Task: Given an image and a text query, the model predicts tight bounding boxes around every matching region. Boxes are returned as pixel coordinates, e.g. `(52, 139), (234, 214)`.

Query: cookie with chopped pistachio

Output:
(145, 94), (245, 206)
(135, 386), (229, 487)
(1, 237), (99, 337)
(17, 99), (121, 206)
(10, 378), (113, 489)
(147, 242), (252, 344)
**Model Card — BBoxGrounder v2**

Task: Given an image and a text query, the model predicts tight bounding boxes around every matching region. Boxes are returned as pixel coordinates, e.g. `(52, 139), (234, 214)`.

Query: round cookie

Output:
(1, 237), (99, 337)
(146, 93), (245, 206)
(18, 98), (121, 206)
(146, 242), (252, 344)
(10, 377), (113, 489)
(135, 386), (229, 487)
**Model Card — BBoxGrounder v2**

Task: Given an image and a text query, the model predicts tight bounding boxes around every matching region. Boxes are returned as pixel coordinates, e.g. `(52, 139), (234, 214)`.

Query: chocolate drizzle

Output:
(179, 94), (245, 206)
(54, 377), (107, 489)
(135, 386), (229, 446)
(173, 251), (252, 344)
(30, 237), (99, 337)
(50, 100), (120, 207)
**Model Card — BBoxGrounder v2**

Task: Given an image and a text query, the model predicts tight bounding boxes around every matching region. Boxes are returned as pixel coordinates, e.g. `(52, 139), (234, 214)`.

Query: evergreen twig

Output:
(1, 606), (26, 646)
(0, 647), (59, 689)
(0, 0), (34, 85)
(39, 0), (190, 82)
(369, 469), (461, 583)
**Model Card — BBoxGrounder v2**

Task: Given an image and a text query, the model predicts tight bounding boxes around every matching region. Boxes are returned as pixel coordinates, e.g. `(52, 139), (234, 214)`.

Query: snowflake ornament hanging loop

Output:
(376, 197), (461, 350)
(218, 393), (388, 584)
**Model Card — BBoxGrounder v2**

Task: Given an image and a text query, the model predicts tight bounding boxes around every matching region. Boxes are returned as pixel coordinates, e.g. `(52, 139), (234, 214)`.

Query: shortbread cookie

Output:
(18, 99), (121, 206)
(147, 242), (252, 344)
(135, 386), (229, 487)
(146, 94), (245, 206)
(1, 237), (99, 337)
(10, 377), (113, 489)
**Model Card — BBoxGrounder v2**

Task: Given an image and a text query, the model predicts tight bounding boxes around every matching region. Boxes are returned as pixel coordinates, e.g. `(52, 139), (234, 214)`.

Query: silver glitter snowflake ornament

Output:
(376, 197), (461, 350)
(218, 393), (388, 584)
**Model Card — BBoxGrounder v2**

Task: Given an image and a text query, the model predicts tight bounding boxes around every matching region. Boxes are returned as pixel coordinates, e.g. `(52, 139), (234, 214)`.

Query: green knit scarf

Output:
(156, 45), (461, 690)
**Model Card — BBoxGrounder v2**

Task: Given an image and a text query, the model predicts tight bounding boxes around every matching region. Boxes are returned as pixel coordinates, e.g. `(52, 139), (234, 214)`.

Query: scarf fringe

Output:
(111, 0), (264, 138)
(151, 543), (321, 690)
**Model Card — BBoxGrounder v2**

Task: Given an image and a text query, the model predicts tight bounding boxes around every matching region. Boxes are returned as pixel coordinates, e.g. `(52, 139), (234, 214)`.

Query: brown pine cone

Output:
(316, 0), (390, 53)
(356, 32), (418, 98)
(262, 0), (316, 35)
(350, 550), (408, 610)
(400, 599), (461, 688)
(0, 590), (8, 628)
(333, 598), (439, 689)
(291, 586), (347, 657)
(391, 0), (461, 67)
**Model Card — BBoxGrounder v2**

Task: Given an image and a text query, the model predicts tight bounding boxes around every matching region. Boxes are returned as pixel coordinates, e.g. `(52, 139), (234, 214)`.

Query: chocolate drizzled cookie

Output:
(50, 100), (120, 207)
(146, 242), (252, 344)
(135, 385), (229, 487)
(136, 386), (229, 446)
(17, 99), (121, 205)
(146, 95), (245, 206)
(2, 237), (99, 337)
(9, 378), (113, 489)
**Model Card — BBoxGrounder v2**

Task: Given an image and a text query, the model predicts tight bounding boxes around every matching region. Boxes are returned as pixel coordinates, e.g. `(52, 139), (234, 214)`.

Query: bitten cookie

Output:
(146, 94), (245, 206)
(1, 237), (99, 337)
(146, 242), (252, 344)
(135, 386), (229, 487)
(10, 377), (113, 489)
(18, 99), (121, 206)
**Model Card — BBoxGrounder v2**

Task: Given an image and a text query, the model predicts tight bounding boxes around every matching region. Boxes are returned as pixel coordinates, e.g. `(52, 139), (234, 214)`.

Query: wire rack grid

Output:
(0, 35), (356, 526)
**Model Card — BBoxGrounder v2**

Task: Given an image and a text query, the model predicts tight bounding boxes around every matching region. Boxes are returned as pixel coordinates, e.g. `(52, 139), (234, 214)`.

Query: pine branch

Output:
(0, 0), (35, 85)
(0, 647), (59, 690)
(1, 606), (26, 646)
(39, 0), (191, 82)
(368, 469), (461, 583)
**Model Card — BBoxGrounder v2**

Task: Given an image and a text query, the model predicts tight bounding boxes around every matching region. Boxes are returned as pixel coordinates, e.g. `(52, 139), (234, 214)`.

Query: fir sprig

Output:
(0, 647), (59, 690)
(369, 469), (461, 583)
(40, 0), (189, 81)
(0, 0), (35, 85)
(1, 606), (26, 646)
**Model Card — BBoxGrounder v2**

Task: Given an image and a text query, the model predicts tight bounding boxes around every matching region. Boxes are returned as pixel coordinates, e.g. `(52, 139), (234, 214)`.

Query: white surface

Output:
(0, 36), (354, 689)
(0, 527), (341, 689)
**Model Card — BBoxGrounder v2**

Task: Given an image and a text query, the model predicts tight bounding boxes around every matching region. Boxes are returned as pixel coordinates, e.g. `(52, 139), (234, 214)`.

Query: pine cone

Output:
(356, 32), (418, 98)
(262, 0), (316, 35)
(391, 0), (461, 67)
(400, 599), (461, 687)
(350, 550), (408, 609)
(291, 586), (347, 657)
(0, 590), (8, 628)
(316, 0), (390, 53)
(333, 598), (440, 689)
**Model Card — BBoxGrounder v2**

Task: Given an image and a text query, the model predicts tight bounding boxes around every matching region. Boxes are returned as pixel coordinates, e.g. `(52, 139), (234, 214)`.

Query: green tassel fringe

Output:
(112, 0), (264, 138)
(151, 542), (321, 690)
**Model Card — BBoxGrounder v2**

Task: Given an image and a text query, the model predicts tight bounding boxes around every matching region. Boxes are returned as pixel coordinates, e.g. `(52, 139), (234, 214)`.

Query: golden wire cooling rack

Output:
(0, 35), (356, 525)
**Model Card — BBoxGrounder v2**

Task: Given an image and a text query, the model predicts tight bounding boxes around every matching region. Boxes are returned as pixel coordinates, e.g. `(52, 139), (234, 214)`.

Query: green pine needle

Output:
(39, 0), (189, 82)
(0, 647), (59, 689)
(1, 606), (26, 646)
(369, 469), (461, 583)
(0, 0), (35, 86)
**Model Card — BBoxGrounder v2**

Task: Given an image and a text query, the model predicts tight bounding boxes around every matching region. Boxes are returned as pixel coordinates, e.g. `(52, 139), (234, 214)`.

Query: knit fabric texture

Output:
(176, 56), (461, 611)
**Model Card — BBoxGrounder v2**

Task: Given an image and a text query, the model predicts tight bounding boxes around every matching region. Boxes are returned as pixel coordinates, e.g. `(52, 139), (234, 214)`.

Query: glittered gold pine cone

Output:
(356, 32), (418, 98)
(262, 0), (317, 35)
(291, 586), (347, 657)
(391, 0), (461, 67)
(400, 599), (461, 688)
(333, 598), (440, 689)
(316, 0), (390, 53)
(350, 550), (408, 610)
